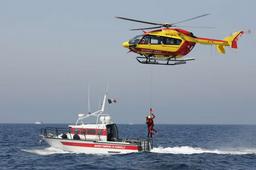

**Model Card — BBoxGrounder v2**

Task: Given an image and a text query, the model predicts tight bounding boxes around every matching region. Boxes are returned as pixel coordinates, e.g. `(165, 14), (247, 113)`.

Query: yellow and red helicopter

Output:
(117, 14), (244, 65)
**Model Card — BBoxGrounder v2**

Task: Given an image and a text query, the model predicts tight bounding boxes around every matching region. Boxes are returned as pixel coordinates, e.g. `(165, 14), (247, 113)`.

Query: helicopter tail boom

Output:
(178, 30), (244, 54)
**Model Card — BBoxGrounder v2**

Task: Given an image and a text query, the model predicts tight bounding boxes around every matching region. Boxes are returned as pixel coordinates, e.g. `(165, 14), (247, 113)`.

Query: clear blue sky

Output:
(0, 0), (255, 124)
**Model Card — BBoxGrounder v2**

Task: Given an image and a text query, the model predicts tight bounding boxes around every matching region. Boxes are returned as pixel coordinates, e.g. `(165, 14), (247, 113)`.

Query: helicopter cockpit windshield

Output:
(129, 35), (143, 45)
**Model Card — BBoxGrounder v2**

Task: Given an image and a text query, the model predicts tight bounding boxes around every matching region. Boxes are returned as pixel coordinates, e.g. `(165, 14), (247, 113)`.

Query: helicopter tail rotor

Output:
(215, 31), (244, 54)
(224, 31), (244, 49)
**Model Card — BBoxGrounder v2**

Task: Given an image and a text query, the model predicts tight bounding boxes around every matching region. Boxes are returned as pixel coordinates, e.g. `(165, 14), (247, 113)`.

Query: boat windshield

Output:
(106, 124), (119, 141)
(129, 35), (143, 45)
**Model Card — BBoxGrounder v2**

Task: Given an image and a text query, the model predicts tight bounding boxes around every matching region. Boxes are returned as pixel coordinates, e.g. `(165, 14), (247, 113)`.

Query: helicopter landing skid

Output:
(136, 57), (195, 65)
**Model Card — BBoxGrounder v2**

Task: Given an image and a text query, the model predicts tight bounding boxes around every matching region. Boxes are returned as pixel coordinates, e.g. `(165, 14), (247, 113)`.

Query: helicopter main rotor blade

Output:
(171, 13), (210, 26)
(116, 16), (162, 26)
(130, 26), (162, 31)
(172, 25), (215, 29)
(116, 14), (211, 30)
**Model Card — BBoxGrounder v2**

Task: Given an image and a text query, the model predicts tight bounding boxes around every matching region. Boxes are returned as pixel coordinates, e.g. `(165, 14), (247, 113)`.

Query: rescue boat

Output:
(40, 93), (152, 154)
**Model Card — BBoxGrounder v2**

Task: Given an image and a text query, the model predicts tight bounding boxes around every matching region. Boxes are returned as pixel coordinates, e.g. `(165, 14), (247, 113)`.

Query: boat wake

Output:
(151, 146), (256, 155)
(22, 147), (114, 155)
(22, 146), (256, 156)
(22, 147), (70, 156)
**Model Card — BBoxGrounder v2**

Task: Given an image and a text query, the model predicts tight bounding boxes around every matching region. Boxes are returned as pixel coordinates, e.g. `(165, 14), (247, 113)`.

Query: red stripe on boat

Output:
(61, 141), (139, 150)
(70, 128), (107, 136)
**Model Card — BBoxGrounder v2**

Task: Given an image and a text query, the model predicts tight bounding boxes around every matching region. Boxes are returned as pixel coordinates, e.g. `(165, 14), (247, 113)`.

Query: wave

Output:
(151, 146), (256, 155)
(22, 147), (70, 156)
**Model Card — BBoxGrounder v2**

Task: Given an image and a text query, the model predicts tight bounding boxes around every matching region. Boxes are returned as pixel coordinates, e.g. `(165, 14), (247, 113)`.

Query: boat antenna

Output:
(76, 91), (107, 125)
(88, 85), (91, 114)
(106, 83), (109, 95)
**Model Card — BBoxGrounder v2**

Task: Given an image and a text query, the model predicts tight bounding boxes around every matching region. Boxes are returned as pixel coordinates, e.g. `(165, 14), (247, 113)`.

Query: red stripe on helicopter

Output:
(61, 141), (139, 150)
(196, 37), (226, 43)
(175, 41), (196, 56)
(135, 48), (177, 56)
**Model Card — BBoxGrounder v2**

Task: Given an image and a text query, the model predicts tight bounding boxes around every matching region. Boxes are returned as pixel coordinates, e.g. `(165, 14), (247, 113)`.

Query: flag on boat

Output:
(108, 98), (117, 104)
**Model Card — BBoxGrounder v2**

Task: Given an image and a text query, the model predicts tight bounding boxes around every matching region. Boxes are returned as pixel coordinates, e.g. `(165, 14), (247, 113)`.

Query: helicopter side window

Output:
(129, 35), (143, 45)
(139, 35), (161, 45)
(139, 35), (150, 44)
(174, 39), (182, 45)
(163, 37), (182, 45)
(150, 36), (161, 45)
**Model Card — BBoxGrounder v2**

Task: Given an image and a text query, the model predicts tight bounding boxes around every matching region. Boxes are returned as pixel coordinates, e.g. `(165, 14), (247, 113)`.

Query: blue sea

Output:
(1, 124), (256, 170)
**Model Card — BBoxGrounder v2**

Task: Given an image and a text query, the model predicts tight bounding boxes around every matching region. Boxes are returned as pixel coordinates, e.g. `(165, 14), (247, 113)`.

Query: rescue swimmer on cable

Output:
(116, 14), (244, 65)
(146, 108), (157, 138)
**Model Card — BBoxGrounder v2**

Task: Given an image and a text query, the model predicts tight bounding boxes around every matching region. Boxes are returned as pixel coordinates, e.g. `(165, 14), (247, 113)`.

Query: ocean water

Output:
(1, 124), (256, 170)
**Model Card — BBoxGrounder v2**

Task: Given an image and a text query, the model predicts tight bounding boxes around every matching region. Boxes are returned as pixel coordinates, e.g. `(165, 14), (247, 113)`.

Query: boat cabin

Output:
(63, 114), (119, 142)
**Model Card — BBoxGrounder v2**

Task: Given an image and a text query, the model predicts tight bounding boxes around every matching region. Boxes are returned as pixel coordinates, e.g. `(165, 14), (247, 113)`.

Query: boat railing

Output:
(140, 138), (153, 152)
(41, 127), (70, 139)
(123, 138), (153, 152)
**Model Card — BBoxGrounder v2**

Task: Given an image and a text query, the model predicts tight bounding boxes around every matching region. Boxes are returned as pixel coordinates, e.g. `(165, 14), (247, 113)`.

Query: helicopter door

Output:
(138, 35), (161, 55)
(148, 35), (162, 53)
(137, 35), (151, 54)
(161, 36), (183, 53)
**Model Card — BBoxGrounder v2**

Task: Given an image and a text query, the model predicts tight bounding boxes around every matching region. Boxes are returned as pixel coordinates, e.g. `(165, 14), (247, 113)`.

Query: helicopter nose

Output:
(122, 41), (129, 48)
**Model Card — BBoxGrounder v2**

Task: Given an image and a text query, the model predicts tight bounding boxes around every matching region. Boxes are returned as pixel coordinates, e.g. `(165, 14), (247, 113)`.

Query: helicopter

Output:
(116, 14), (244, 65)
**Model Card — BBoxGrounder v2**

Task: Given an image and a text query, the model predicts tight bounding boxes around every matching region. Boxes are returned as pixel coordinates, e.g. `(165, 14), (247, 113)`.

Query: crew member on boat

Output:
(146, 108), (157, 138)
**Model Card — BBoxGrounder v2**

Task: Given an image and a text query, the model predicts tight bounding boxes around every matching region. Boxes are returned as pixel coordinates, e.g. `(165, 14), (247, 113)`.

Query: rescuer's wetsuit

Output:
(146, 113), (156, 138)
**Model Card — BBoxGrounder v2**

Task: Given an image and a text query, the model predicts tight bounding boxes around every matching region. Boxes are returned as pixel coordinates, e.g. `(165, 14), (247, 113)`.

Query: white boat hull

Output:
(43, 137), (141, 154)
